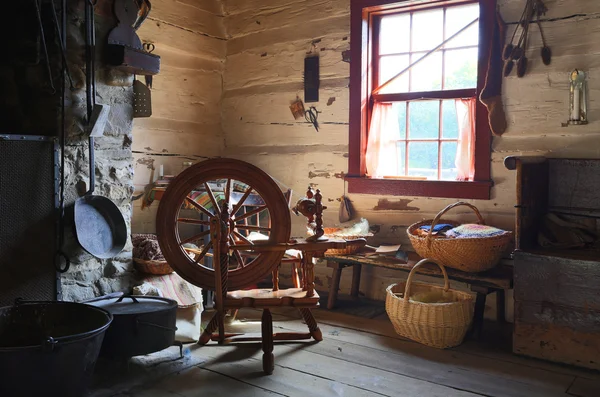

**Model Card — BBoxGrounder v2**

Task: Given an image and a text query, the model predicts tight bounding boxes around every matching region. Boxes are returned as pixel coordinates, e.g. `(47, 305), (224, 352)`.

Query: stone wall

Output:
(60, 0), (136, 301)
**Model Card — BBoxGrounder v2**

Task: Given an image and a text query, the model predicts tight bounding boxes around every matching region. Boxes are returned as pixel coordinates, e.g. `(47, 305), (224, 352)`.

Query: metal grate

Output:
(0, 135), (58, 306)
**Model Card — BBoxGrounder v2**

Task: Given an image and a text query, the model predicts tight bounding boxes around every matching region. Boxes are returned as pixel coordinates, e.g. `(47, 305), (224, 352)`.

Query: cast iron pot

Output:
(87, 294), (178, 358)
(0, 300), (113, 397)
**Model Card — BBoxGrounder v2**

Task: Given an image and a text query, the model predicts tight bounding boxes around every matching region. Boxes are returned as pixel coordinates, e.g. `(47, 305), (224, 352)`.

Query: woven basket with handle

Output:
(407, 202), (513, 273)
(133, 258), (174, 275)
(322, 227), (372, 255)
(385, 259), (474, 349)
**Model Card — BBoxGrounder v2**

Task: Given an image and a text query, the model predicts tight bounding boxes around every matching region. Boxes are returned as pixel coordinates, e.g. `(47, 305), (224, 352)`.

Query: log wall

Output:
(220, 0), (600, 318)
(132, 0), (226, 233)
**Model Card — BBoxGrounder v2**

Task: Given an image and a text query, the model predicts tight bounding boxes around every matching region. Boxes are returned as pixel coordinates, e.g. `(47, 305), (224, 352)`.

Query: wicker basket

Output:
(386, 259), (474, 349)
(322, 227), (371, 255)
(133, 257), (174, 275)
(407, 202), (513, 273)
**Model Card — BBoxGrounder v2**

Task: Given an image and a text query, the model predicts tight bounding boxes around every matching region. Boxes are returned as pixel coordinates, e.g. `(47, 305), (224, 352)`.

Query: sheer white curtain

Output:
(365, 102), (399, 178)
(455, 98), (476, 181)
(365, 99), (476, 180)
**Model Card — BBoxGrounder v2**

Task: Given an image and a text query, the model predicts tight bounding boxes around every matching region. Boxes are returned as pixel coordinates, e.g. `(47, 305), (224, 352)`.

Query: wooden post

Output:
(304, 251), (315, 297)
(262, 309), (274, 374)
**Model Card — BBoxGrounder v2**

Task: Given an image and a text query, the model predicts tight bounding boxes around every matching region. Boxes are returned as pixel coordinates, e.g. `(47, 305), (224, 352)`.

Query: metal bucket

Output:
(0, 300), (113, 397)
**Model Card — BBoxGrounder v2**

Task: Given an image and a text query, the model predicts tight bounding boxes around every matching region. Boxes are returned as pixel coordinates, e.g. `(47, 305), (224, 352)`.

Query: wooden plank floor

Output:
(117, 308), (600, 397)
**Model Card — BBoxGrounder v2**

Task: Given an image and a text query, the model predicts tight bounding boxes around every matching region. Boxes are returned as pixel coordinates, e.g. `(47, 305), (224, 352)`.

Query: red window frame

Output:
(347, 0), (495, 200)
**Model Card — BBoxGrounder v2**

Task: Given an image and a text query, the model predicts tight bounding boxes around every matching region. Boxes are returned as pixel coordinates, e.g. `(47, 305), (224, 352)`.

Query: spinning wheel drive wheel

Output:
(157, 158), (292, 291)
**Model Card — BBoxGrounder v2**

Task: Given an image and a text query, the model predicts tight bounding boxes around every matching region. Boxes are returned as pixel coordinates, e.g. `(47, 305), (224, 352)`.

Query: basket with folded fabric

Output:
(407, 202), (513, 273)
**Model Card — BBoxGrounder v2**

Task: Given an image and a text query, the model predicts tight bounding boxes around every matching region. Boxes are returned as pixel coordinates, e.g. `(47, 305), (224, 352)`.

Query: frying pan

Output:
(74, 0), (127, 259)
(74, 137), (127, 259)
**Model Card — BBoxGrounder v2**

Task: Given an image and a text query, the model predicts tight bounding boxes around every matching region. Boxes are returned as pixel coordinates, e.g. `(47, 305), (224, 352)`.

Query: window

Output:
(348, 0), (495, 199)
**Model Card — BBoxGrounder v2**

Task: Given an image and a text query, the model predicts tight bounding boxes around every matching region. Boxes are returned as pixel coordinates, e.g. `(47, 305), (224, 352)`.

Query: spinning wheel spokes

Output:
(180, 230), (210, 245)
(234, 205), (267, 222)
(233, 230), (253, 245)
(234, 224), (271, 233)
(228, 235), (246, 268)
(177, 218), (211, 225)
(184, 196), (214, 218)
(203, 182), (221, 218)
(158, 158), (291, 291)
(231, 187), (253, 216)
(193, 241), (214, 264)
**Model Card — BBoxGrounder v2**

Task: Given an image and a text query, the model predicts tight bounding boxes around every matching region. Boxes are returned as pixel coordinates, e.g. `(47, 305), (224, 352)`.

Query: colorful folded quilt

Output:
(445, 224), (507, 239)
(419, 224), (455, 233)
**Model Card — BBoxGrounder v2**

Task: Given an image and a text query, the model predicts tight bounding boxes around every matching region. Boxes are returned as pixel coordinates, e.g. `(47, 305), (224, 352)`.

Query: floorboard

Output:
(93, 307), (600, 397)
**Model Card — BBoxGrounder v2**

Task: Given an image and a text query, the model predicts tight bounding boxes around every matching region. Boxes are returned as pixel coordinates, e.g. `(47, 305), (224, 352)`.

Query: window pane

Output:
(396, 142), (406, 175)
(379, 55), (409, 93)
(409, 101), (439, 139)
(380, 14), (410, 55)
(445, 4), (479, 48)
(444, 48), (478, 89)
(412, 9), (443, 51)
(408, 142), (438, 179)
(441, 141), (458, 180)
(410, 52), (442, 92)
(392, 102), (407, 140)
(442, 100), (458, 139)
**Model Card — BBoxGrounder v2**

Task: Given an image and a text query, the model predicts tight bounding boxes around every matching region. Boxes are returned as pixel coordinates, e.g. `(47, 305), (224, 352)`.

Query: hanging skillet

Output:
(74, 0), (127, 259)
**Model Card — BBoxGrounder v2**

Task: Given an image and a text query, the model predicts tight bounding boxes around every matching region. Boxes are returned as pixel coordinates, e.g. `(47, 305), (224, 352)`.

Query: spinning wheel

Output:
(156, 158), (292, 291)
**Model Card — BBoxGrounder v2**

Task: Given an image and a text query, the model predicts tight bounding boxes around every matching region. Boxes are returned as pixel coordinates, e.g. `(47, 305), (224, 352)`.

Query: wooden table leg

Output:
(350, 264), (362, 299)
(469, 286), (490, 339)
(496, 289), (506, 323)
(327, 261), (343, 310)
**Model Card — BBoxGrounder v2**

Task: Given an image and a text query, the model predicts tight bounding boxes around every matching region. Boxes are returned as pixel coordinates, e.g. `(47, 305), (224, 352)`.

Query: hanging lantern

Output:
(568, 69), (588, 125)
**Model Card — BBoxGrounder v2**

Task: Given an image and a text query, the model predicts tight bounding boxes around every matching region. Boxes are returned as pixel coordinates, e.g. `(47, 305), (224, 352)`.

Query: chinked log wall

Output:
(132, 0), (227, 233)
(219, 0), (600, 320)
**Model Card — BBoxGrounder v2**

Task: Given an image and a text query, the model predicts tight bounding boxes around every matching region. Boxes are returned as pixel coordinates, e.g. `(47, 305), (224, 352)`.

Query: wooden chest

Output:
(506, 157), (600, 370)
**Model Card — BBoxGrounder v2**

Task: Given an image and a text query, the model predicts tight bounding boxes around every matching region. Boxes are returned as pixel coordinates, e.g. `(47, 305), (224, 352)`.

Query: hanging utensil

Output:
(143, 42), (155, 89)
(73, 0), (127, 259)
(133, 74), (152, 118)
(33, 0), (56, 95)
(133, 0), (152, 30)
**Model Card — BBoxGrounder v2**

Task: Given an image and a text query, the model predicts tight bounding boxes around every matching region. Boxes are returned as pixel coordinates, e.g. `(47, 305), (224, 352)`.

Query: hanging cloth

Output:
(455, 98), (477, 181)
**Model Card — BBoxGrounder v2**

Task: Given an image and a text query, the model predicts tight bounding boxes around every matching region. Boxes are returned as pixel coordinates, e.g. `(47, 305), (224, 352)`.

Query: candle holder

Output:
(567, 69), (588, 125)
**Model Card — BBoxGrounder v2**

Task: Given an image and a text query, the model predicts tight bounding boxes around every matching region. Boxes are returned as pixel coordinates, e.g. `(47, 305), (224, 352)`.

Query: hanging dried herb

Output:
(502, 44), (514, 61)
(541, 46), (552, 65)
(517, 56), (528, 78)
(503, 60), (515, 77)
(504, 0), (550, 77)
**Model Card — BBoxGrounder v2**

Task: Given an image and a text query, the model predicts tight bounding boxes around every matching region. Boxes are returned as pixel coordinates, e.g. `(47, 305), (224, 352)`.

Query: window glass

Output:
(442, 100), (459, 139)
(408, 141), (438, 178)
(412, 9), (443, 51)
(379, 55), (409, 92)
(444, 48), (478, 89)
(410, 52), (442, 92)
(441, 141), (458, 180)
(445, 4), (479, 48)
(379, 13), (411, 54)
(409, 101), (439, 139)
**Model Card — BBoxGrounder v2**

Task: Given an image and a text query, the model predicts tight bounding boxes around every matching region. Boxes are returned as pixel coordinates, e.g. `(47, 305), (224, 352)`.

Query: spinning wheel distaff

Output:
(156, 158), (365, 374)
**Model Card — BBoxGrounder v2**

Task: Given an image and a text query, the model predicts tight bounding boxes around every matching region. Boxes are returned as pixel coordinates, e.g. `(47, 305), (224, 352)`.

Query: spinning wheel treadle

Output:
(157, 158), (292, 291)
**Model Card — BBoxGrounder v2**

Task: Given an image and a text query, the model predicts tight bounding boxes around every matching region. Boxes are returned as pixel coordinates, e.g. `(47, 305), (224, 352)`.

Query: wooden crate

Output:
(513, 252), (600, 370)
(507, 157), (600, 370)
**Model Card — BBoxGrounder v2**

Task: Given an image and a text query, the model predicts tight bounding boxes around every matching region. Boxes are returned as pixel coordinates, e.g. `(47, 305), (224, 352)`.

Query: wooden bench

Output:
(326, 252), (513, 337)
